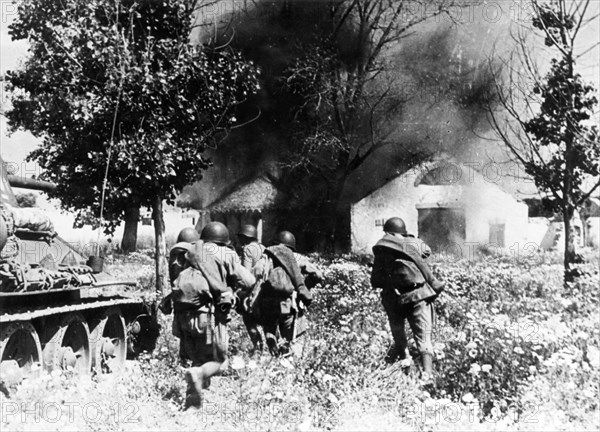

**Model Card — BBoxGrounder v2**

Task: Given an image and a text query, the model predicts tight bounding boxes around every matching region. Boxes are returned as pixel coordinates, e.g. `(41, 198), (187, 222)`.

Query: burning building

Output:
(350, 156), (530, 255)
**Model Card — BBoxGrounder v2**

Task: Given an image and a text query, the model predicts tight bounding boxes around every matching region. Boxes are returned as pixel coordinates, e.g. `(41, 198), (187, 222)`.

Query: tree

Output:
(275, 0), (457, 250)
(487, 0), (600, 280)
(6, 0), (260, 295)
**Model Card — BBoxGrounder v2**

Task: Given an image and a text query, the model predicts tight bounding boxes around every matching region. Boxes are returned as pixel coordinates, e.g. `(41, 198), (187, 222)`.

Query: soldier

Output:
(289, 234), (322, 344)
(171, 222), (255, 409)
(238, 224), (265, 270)
(160, 227), (200, 364)
(170, 227), (200, 284)
(370, 217), (445, 379)
(236, 224), (266, 352)
(250, 231), (312, 356)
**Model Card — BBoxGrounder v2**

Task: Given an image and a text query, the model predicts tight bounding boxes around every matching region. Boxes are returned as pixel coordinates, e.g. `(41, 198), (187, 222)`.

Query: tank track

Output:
(0, 297), (143, 323)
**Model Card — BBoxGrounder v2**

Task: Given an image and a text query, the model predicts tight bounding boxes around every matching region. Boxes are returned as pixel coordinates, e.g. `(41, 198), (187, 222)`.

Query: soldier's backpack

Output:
(264, 259), (295, 297)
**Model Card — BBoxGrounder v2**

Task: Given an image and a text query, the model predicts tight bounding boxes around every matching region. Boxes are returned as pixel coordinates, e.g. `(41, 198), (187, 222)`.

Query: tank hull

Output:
(0, 157), (159, 381)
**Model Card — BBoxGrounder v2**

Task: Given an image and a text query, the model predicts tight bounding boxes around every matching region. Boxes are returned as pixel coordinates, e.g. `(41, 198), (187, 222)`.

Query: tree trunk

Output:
(563, 208), (578, 283)
(324, 174), (351, 253)
(152, 195), (168, 299)
(121, 203), (140, 253)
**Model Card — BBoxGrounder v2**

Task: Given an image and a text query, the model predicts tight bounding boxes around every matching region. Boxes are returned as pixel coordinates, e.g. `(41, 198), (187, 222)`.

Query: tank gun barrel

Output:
(7, 175), (57, 192)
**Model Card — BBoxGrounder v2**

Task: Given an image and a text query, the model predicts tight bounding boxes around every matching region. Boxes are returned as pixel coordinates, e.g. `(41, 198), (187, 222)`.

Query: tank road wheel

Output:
(43, 313), (91, 374)
(0, 322), (42, 385)
(90, 307), (127, 374)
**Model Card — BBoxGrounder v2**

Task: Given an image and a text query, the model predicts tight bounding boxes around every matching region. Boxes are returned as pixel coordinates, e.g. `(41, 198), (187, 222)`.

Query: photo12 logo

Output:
(1, 401), (140, 424)
(1, 1), (18, 24)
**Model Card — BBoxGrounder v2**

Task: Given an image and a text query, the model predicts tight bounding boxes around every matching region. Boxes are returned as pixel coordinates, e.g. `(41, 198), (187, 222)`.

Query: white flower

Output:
(280, 358), (294, 370)
(582, 389), (595, 399)
(514, 346), (525, 355)
(528, 365), (537, 374)
(462, 393), (474, 403)
(231, 356), (245, 370)
(481, 364), (492, 373)
(466, 341), (477, 350)
(247, 360), (258, 370)
(587, 346), (600, 369)
(434, 342), (445, 351)
(469, 363), (481, 375)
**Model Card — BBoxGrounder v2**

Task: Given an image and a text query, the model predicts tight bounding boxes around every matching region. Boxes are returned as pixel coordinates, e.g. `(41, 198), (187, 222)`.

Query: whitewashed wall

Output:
(351, 163), (529, 255)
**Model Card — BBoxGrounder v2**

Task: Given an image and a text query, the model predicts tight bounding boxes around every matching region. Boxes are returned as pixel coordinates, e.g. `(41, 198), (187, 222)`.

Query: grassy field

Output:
(1, 250), (599, 431)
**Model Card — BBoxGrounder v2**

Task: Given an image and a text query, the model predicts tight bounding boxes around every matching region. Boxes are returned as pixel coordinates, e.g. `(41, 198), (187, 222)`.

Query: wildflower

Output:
(586, 346), (600, 369)
(582, 389), (595, 399)
(247, 360), (258, 370)
(231, 356), (245, 370)
(466, 341), (477, 350)
(468, 349), (478, 358)
(511, 360), (519, 367)
(576, 331), (589, 340)
(469, 363), (481, 375)
(462, 393), (474, 403)
(514, 346), (525, 355)
(481, 364), (492, 373)
(528, 365), (537, 374)
(280, 358), (294, 370)
(436, 351), (445, 360)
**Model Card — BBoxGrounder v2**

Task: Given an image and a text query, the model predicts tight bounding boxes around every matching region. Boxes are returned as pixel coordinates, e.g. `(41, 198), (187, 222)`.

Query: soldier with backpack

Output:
(236, 224), (266, 353)
(170, 222), (255, 409)
(248, 231), (312, 356)
(159, 227), (201, 364)
(371, 217), (445, 379)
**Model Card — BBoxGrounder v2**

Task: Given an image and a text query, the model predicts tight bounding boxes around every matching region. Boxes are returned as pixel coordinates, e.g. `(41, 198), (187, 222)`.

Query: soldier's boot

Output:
(266, 334), (279, 356)
(184, 367), (204, 410)
(384, 345), (401, 364)
(421, 353), (433, 381)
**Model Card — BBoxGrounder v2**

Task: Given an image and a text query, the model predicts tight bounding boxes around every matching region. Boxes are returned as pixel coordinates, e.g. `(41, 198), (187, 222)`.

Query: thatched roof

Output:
(207, 174), (285, 213)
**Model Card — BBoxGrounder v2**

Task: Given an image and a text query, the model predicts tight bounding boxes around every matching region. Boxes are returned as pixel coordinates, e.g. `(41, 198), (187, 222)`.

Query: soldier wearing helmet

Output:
(169, 227), (200, 284)
(371, 217), (445, 379)
(248, 230), (313, 356)
(238, 224), (265, 270)
(171, 222), (255, 409)
(235, 224), (266, 353)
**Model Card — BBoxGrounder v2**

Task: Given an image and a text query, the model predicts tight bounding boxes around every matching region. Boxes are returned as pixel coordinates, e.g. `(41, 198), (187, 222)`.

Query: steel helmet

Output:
(176, 227), (200, 244)
(274, 230), (296, 251)
(383, 217), (407, 235)
(200, 222), (230, 245)
(238, 224), (258, 241)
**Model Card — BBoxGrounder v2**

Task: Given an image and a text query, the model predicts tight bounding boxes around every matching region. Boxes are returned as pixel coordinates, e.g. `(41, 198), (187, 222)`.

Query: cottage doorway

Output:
(417, 208), (466, 252)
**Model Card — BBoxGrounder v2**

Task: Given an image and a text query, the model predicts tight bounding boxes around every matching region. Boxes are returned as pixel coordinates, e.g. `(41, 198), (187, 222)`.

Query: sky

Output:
(1, 0), (38, 167)
(0, 0), (598, 173)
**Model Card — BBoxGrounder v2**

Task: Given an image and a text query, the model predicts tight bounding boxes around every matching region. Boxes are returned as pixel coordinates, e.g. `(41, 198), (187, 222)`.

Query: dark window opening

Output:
(417, 208), (466, 253)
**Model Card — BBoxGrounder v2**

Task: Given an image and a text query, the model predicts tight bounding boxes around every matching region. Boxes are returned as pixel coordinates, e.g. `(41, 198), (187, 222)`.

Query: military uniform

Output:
(173, 240), (255, 365)
(252, 244), (312, 355)
(371, 231), (444, 375)
(238, 240), (266, 351)
(166, 241), (194, 363)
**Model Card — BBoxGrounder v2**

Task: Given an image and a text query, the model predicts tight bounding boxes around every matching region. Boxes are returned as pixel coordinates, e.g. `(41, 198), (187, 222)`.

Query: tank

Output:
(0, 158), (159, 384)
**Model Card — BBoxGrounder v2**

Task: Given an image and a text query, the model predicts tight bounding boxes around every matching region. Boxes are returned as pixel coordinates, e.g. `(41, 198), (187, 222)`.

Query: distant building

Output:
(197, 172), (287, 248)
(350, 157), (530, 255)
(582, 197), (600, 248)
